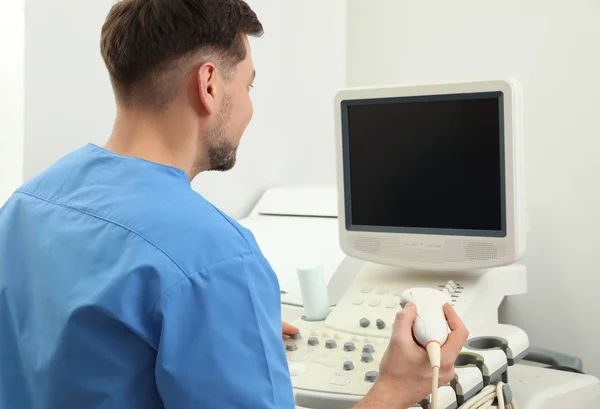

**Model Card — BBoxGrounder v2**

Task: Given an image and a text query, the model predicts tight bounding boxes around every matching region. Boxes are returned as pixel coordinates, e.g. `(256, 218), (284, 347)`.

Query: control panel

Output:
(285, 263), (530, 409)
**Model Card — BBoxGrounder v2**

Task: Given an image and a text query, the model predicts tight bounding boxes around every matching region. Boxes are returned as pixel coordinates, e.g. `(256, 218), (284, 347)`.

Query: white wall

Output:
(24, 0), (116, 181)
(347, 0), (600, 376)
(0, 0), (25, 204)
(24, 0), (346, 219)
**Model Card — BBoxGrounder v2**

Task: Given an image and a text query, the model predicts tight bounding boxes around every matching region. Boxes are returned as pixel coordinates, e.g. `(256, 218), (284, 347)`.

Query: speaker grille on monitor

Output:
(462, 241), (503, 261)
(352, 236), (507, 264)
(352, 236), (382, 253)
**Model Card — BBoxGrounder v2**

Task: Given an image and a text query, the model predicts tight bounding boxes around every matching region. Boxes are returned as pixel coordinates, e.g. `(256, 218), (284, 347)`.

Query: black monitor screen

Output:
(341, 92), (506, 237)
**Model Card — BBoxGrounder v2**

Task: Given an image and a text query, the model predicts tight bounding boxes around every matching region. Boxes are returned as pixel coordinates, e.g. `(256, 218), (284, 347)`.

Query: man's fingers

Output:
(282, 321), (300, 336)
(443, 303), (466, 332)
(441, 304), (469, 357)
(442, 328), (468, 359)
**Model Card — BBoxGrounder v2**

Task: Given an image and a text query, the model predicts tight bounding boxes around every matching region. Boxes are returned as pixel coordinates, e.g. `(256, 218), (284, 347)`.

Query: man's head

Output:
(100, 0), (263, 173)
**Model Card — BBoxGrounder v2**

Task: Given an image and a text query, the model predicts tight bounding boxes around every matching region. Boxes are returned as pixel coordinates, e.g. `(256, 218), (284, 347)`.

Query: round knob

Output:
(362, 344), (375, 354)
(307, 337), (319, 346)
(376, 319), (386, 329)
(286, 343), (298, 352)
(361, 352), (373, 363)
(365, 371), (378, 382)
(291, 333), (302, 340)
(360, 318), (370, 328)
(343, 361), (355, 371)
(343, 342), (356, 351)
(325, 339), (337, 349)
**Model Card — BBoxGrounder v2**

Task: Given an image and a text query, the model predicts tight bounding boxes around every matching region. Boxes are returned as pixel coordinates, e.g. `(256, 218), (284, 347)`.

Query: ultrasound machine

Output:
(239, 79), (600, 408)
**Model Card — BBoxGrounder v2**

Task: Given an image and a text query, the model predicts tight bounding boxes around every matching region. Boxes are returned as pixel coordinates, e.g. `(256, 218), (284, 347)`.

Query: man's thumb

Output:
(395, 302), (417, 330)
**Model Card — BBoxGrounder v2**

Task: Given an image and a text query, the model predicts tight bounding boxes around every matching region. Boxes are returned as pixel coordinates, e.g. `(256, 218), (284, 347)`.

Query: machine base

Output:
(292, 364), (600, 409)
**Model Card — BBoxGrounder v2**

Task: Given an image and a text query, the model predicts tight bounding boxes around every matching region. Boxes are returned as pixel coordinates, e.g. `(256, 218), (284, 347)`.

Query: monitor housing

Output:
(334, 79), (525, 270)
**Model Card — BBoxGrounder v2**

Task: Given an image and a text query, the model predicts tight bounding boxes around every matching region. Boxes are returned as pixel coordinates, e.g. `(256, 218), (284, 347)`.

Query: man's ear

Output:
(197, 61), (218, 115)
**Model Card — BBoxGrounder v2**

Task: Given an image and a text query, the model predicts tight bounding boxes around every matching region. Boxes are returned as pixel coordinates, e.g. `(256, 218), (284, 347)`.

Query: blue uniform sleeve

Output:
(153, 253), (295, 409)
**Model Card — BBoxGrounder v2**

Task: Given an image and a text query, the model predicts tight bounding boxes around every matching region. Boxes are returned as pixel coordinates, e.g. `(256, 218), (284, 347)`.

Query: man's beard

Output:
(207, 136), (237, 172)
(205, 95), (237, 172)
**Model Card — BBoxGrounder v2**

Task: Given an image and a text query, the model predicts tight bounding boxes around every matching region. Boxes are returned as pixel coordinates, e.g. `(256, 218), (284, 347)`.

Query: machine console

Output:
(285, 262), (530, 409)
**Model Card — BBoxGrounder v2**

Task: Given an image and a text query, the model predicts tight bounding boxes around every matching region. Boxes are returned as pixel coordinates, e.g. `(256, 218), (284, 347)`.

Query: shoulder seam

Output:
(205, 200), (253, 253)
(150, 252), (256, 346)
(15, 190), (190, 279)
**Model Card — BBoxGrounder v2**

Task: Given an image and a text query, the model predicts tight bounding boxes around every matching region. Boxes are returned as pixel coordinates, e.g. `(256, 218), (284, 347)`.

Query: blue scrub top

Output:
(0, 144), (295, 409)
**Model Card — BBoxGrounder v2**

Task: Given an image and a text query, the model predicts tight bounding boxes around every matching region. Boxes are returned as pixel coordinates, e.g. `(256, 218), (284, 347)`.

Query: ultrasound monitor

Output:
(334, 79), (525, 270)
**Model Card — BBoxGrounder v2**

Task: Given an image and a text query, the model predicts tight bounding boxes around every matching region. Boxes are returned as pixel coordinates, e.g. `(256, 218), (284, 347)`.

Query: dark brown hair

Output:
(100, 0), (263, 110)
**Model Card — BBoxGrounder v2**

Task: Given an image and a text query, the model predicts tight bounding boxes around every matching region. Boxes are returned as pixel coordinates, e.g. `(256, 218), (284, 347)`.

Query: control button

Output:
(289, 363), (308, 377)
(344, 342), (356, 351)
(376, 319), (386, 330)
(291, 333), (302, 340)
(307, 337), (319, 346)
(363, 344), (375, 354)
(445, 285), (455, 294)
(376, 288), (388, 295)
(352, 298), (364, 305)
(365, 371), (378, 382)
(329, 377), (351, 386)
(361, 287), (372, 293)
(286, 343), (298, 351)
(290, 355), (308, 362)
(385, 300), (398, 308)
(361, 353), (374, 363)
(325, 339), (337, 349)
(369, 299), (381, 307)
(343, 361), (355, 371)
(448, 280), (458, 289)
(360, 318), (370, 328)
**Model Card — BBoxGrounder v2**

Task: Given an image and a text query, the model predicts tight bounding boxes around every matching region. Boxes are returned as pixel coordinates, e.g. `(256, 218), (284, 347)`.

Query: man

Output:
(0, 1), (469, 408)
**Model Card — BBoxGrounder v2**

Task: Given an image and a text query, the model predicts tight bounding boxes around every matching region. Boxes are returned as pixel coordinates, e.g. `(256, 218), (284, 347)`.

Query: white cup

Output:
(297, 261), (330, 321)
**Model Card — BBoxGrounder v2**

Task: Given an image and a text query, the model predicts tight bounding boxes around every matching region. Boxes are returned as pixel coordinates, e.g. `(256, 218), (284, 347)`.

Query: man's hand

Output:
(282, 321), (300, 339)
(355, 303), (469, 409)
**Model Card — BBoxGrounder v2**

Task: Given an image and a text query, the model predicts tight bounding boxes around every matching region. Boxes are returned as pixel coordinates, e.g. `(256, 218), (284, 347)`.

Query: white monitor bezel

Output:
(334, 79), (525, 271)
